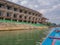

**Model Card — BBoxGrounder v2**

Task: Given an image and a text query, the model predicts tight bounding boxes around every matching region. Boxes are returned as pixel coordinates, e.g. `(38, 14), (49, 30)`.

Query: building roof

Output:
(42, 17), (48, 20)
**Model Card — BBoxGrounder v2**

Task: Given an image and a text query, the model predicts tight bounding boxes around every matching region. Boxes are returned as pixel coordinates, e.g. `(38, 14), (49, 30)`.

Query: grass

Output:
(0, 29), (49, 45)
(0, 19), (44, 26)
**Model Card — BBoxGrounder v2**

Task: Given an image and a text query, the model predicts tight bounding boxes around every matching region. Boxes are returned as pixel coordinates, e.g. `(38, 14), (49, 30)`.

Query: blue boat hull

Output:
(42, 27), (60, 45)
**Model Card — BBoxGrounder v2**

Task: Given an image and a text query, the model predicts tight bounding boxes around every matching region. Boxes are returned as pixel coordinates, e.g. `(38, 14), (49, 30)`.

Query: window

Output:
(36, 18), (37, 20)
(33, 13), (34, 15)
(0, 11), (2, 16)
(39, 19), (41, 21)
(14, 8), (18, 11)
(29, 17), (31, 20)
(24, 11), (27, 14)
(39, 15), (41, 17)
(19, 15), (22, 18)
(7, 5), (12, 10)
(32, 21), (34, 23)
(13, 14), (17, 18)
(0, 11), (3, 16)
(7, 12), (11, 17)
(20, 9), (23, 13)
(28, 21), (30, 23)
(0, 4), (4, 7)
(33, 17), (34, 20)
(24, 16), (27, 19)
(36, 14), (37, 16)
(35, 22), (37, 24)
(29, 12), (31, 14)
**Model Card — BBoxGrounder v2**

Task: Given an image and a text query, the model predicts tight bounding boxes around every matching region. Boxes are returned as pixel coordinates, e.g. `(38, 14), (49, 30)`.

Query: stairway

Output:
(42, 27), (60, 45)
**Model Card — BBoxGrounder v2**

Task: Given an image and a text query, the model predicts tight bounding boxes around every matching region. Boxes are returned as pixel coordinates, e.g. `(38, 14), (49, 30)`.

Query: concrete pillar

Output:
(28, 16), (31, 23)
(37, 18), (39, 23)
(4, 3), (7, 9)
(27, 16), (29, 23)
(39, 17), (42, 23)
(3, 11), (6, 20)
(23, 15), (28, 23)
(22, 15), (24, 22)
(4, 3), (7, 10)
(34, 18), (35, 23)
(17, 17), (18, 22)
(32, 17), (35, 24)
(11, 15), (13, 21)
(17, 14), (19, 22)
(26, 16), (28, 22)
(25, 15), (28, 23)
(17, 20), (18, 22)
(11, 12), (14, 21)
(31, 16), (33, 23)
(40, 18), (41, 22)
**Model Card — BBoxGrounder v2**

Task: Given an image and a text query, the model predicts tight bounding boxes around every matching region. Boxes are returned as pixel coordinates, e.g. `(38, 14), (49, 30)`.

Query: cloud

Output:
(47, 4), (60, 11)
(34, 5), (39, 8)
(37, 0), (50, 6)
(38, 4), (60, 14)
(38, 3), (60, 24)
(38, 9), (46, 14)
(20, 1), (28, 5)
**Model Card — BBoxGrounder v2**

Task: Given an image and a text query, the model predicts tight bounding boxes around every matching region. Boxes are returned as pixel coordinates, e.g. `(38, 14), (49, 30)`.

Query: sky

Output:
(7, 0), (60, 24)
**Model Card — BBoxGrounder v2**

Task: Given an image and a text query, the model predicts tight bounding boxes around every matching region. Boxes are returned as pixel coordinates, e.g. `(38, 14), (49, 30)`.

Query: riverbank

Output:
(0, 22), (48, 31)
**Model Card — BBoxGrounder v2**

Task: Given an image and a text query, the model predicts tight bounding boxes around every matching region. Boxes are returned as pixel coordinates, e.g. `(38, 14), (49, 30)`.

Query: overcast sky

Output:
(7, 0), (60, 24)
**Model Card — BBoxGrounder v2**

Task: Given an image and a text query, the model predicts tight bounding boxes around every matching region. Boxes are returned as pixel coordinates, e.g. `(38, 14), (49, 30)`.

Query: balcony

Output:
(5, 16), (11, 19)
(0, 14), (5, 18)
(0, 15), (4, 19)
(0, 7), (6, 11)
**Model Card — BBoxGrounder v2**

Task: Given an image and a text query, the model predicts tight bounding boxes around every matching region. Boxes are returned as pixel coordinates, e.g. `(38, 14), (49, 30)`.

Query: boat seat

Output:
(55, 30), (60, 32)
(49, 36), (60, 40)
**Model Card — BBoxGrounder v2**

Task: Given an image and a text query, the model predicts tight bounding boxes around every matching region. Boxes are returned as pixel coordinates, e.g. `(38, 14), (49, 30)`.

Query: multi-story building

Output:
(41, 17), (48, 24)
(0, 0), (47, 24)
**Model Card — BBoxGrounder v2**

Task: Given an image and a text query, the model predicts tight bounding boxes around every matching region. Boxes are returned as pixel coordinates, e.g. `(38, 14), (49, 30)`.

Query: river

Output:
(0, 28), (49, 45)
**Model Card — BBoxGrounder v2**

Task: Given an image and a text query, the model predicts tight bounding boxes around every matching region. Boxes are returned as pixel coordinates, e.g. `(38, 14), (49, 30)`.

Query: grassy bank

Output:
(0, 29), (49, 45)
(0, 19), (44, 26)
(0, 19), (48, 30)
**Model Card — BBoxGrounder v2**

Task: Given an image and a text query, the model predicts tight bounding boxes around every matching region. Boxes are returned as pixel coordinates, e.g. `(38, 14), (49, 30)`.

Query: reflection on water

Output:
(0, 29), (49, 45)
